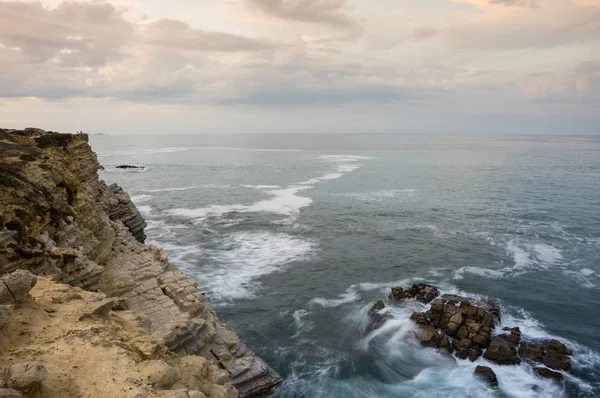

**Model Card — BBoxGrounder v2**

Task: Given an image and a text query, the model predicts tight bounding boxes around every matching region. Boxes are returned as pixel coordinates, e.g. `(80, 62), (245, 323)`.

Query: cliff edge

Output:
(0, 128), (282, 397)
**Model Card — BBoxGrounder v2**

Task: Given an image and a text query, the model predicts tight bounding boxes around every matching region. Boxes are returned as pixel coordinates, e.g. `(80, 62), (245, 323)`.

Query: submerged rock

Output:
(366, 300), (390, 333)
(116, 165), (145, 169)
(474, 365), (498, 388)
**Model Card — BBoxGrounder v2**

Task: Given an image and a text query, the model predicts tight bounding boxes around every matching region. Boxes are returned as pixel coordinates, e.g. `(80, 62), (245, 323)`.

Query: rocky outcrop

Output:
(0, 128), (282, 396)
(0, 270), (37, 328)
(104, 183), (147, 243)
(368, 284), (573, 387)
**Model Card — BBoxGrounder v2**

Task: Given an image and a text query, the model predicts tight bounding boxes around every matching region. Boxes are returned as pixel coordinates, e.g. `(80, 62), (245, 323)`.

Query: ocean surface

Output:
(91, 134), (600, 398)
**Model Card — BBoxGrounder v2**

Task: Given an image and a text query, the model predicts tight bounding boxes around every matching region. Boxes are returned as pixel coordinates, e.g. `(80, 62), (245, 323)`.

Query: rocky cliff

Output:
(0, 128), (282, 398)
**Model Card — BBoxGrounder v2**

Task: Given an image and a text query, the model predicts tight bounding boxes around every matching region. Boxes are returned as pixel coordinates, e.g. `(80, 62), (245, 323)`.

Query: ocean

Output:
(91, 134), (600, 398)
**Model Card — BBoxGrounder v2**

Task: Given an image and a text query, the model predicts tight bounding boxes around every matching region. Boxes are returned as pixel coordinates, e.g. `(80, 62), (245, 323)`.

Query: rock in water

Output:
(389, 283), (439, 303)
(116, 165), (144, 169)
(473, 366), (498, 387)
(483, 336), (521, 365)
(366, 300), (389, 333)
(519, 342), (545, 363)
(534, 367), (563, 381)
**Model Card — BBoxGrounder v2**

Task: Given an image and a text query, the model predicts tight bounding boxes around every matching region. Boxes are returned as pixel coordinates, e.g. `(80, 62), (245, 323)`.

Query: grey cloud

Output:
(489, 0), (539, 8)
(0, 1), (132, 66)
(247, 0), (363, 39)
(143, 19), (278, 52)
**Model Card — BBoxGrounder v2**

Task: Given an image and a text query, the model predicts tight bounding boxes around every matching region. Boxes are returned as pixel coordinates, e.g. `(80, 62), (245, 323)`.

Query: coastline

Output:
(0, 128), (282, 397)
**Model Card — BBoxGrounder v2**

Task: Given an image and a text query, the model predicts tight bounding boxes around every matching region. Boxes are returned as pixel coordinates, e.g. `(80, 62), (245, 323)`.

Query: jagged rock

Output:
(474, 366), (498, 387)
(0, 389), (22, 398)
(519, 342), (545, 363)
(500, 327), (521, 346)
(543, 351), (572, 372)
(4, 361), (47, 393)
(105, 184), (147, 243)
(136, 360), (179, 389)
(208, 365), (231, 386)
(79, 298), (115, 319)
(483, 336), (521, 365)
(0, 130), (282, 396)
(413, 325), (453, 354)
(534, 367), (563, 381)
(0, 304), (14, 328)
(0, 270), (37, 304)
(389, 283), (439, 303)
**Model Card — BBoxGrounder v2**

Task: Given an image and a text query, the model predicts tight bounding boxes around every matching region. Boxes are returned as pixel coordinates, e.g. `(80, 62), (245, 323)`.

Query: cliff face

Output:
(0, 128), (282, 397)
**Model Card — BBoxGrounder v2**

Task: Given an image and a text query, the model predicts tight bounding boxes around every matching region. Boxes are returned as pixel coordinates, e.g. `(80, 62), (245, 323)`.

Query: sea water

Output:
(92, 134), (600, 397)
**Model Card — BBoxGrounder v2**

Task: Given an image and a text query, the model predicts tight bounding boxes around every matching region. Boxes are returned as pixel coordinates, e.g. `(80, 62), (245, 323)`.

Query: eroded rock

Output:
(0, 270), (37, 304)
(136, 360), (179, 389)
(4, 361), (47, 393)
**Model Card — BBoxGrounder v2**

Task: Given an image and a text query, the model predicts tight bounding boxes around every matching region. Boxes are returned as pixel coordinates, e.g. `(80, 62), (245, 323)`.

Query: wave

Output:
(165, 154), (369, 222)
(141, 184), (231, 193)
(279, 283), (600, 398)
(185, 231), (317, 302)
(130, 194), (153, 204)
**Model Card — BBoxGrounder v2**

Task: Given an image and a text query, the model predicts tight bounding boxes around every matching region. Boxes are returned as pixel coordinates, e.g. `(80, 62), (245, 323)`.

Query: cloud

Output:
(0, 1), (133, 66)
(489, 0), (539, 7)
(246, 0), (363, 39)
(141, 18), (278, 52)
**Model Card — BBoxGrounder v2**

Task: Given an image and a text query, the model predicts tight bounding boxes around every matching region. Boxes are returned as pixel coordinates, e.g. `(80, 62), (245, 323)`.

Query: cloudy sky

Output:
(1, 0), (599, 134)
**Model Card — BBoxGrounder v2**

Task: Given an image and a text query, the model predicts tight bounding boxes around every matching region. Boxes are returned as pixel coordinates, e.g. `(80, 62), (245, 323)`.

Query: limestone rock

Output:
(158, 390), (206, 398)
(5, 361), (47, 393)
(136, 360), (179, 389)
(0, 389), (22, 398)
(0, 304), (14, 328)
(79, 298), (115, 319)
(474, 366), (498, 387)
(0, 270), (37, 304)
(104, 184), (147, 243)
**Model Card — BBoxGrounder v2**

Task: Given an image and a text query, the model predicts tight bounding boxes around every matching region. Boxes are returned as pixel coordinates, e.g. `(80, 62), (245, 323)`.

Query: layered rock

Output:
(0, 128), (282, 396)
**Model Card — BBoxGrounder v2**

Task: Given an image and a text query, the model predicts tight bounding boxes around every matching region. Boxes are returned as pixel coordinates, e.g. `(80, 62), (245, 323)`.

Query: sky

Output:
(0, 0), (599, 134)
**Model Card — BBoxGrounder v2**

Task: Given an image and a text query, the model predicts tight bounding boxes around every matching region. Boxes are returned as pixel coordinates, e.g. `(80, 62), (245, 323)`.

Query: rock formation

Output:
(0, 128), (282, 397)
(368, 283), (573, 387)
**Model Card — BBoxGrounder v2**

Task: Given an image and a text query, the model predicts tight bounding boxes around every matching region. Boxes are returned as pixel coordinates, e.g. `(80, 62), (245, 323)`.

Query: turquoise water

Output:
(92, 134), (600, 397)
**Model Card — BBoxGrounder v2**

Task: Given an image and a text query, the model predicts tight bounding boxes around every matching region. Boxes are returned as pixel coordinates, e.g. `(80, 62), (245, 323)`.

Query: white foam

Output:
(453, 266), (505, 280)
(532, 243), (563, 264)
(137, 205), (151, 216)
(580, 268), (595, 277)
(130, 194), (153, 204)
(292, 309), (314, 337)
(189, 231), (317, 301)
(166, 155), (368, 222)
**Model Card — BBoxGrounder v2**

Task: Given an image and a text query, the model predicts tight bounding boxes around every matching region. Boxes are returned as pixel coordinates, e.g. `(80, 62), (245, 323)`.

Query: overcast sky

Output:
(1, 0), (599, 134)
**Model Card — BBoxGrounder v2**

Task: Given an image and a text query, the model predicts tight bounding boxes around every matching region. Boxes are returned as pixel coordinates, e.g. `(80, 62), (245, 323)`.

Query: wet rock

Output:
(483, 336), (521, 365)
(116, 165), (144, 169)
(534, 367), (564, 381)
(136, 360), (179, 389)
(500, 327), (521, 346)
(546, 339), (569, 356)
(5, 361), (47, 393)
(366, 300), (390, 333)
(389, 283), (439, 304)
(519, 342), (545, 363)
(413, 326), (453, 354)
(543, 350), (572, 372)
(474, 365), (498, 387)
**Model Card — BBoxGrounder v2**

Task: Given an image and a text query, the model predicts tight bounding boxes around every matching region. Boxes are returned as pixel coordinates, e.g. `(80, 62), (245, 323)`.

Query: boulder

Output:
(413, 326), (453, 354)
(0, 270), (37, 304)
(389, 283), (439, 303)
(546, 339), (570, 355)
(79, 298), (115, 320)
(474, 366), (498, 387)
(483, 336), (521, 365)
(519, 342), (545, 363)
(543, 351), (572, 372)
(136, 360), (179, 389)
(5, 361), (47, 393)
(500, 327), (521, 346)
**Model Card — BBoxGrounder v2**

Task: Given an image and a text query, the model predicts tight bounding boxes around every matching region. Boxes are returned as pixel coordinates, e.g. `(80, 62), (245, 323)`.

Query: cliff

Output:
(0, 128), (282, 398)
